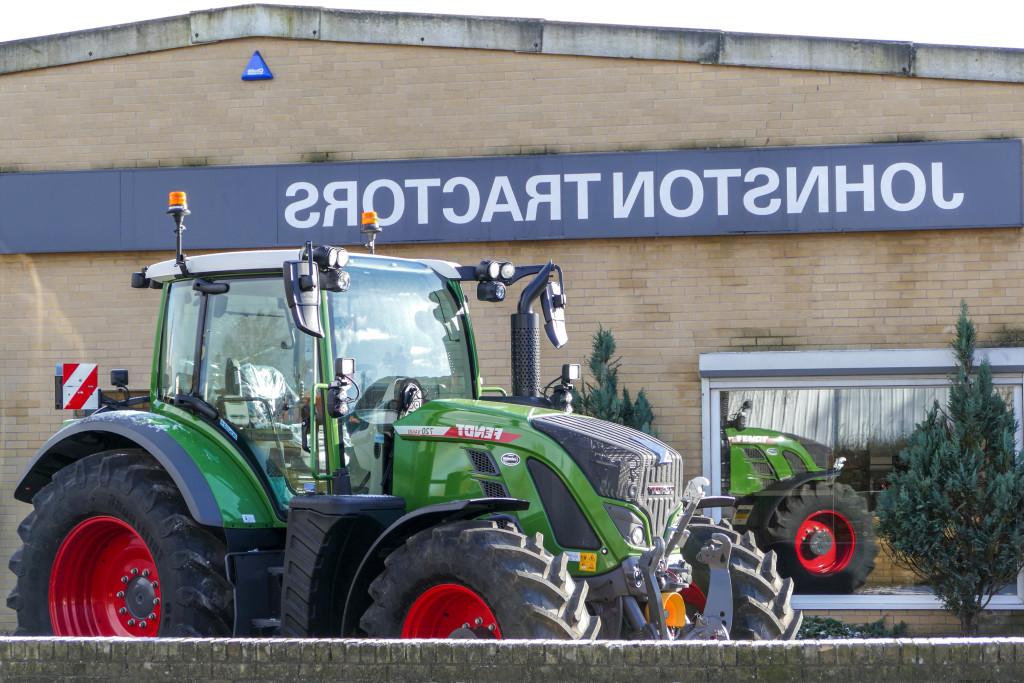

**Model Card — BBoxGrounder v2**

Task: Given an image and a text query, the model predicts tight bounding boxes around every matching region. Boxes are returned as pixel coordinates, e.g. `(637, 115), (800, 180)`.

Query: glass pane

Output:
(719, 385), (1014, 596)
(328, 259), (473, 493)
(198, 278), (317, 504)
(159, 282), (201, 399)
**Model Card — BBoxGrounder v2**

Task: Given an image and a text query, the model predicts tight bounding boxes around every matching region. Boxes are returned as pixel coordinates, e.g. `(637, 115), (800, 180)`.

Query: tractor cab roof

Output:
(145, 249), (462, 282)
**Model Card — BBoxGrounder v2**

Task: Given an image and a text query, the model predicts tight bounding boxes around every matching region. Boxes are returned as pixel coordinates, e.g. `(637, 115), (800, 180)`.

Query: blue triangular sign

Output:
(242, 51), (273, 81)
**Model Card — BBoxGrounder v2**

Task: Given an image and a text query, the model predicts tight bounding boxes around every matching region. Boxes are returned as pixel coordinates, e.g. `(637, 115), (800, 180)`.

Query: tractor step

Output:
(280, 494), (406, 637)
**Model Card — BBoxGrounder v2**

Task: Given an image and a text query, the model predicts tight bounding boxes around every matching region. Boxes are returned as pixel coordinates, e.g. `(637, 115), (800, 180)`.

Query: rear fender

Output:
(736, 470), (838, 531)
(13, 410), (278, 528)
(339, 497), (529, 636)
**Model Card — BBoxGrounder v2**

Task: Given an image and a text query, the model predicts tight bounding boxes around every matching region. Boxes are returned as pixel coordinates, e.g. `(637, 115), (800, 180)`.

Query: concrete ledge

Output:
(0, 637), (1022, 681)
(3, 3), (1024, 83)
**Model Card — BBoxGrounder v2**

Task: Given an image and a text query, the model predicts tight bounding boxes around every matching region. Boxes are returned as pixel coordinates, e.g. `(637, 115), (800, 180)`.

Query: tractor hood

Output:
(727, 427), (832, 470)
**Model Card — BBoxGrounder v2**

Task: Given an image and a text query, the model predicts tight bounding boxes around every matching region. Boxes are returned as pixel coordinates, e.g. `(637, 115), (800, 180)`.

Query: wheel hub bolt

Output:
(127, 619), (136, 626)
(474, 617), (483, 626)
(118, 607), (127, 616)
(488, 624), (496, 632)
(153, 598), (161, 606)
(462, 623), (470, 629)
(116, 591), (125, 599)
(131, 568), (139, 576)
(142, 569), (150, 578)
(121, 576), (129, 584)
(138, 621), (147, 629)
(148, 612), (157, 620)
(151, 581), (159, 590)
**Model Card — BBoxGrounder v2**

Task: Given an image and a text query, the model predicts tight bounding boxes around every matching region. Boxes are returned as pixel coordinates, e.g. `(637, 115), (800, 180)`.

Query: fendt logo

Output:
(394, 425), (521, 443)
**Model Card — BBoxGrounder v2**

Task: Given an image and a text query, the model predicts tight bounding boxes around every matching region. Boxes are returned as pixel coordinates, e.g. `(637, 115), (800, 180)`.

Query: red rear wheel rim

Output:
(401, 583), (502, 638)
(49, 516), (162, 637)
(794, 510), (856, 575)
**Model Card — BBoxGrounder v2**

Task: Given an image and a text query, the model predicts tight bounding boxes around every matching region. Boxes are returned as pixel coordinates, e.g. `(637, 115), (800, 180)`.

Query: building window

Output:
(700, 348), (1024, 610)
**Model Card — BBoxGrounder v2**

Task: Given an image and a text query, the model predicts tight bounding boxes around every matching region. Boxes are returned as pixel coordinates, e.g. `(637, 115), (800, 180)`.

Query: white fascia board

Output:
(145, 249), (444, 282)
(146, 249), (303, 282)
(699, 348), (1024, 378)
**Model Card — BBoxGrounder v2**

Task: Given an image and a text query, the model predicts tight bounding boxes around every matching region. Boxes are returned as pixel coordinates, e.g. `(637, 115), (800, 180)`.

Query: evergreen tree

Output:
(877, 303), (1024, 634)
(576, 326), (655, 434)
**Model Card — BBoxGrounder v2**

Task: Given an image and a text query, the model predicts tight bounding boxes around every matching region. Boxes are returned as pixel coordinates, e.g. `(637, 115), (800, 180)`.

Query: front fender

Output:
(14, 410), (279, 528)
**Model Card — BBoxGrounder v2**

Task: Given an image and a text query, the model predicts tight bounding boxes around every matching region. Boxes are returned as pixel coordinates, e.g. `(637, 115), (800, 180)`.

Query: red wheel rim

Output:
(401, 583), (502, 638)
(794, 510), (856, 575)
(49, 516), (162, 637)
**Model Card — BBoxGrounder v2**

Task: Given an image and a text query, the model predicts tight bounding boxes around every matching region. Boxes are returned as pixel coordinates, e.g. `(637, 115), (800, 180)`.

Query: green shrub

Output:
(575, 326), (655, 434)
(877, 303), (1024, 635)
(797, 616), (907, 639)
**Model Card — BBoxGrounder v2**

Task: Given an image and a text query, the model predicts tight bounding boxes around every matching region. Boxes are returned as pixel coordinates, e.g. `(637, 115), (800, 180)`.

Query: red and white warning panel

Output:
(60, 363), (99, 410)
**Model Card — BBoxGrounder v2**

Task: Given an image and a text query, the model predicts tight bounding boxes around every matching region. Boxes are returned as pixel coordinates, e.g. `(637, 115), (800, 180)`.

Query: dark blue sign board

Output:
(241, 51), (273, 81)
(0, 140), (1020, 254)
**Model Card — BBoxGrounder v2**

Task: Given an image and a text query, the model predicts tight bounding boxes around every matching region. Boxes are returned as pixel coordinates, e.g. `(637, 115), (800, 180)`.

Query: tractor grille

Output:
(783, 449), (806, 475)
(530, 413), (685, 537)
(742, 447), (776, 479)
(478, 480), (509, 498)
(465, 448), (500, 475)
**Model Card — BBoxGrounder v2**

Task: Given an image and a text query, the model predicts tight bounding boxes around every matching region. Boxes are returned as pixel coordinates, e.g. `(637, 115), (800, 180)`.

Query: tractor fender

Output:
(738, 470), (839, 531)
(340, 497), (530, 635)
(15, 410), (239, 527)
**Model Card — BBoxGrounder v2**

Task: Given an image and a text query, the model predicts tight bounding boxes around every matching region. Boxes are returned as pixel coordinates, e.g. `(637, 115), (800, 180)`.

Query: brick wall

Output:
(3, 36), (1024, 631)
(0, 637), (1022, 681)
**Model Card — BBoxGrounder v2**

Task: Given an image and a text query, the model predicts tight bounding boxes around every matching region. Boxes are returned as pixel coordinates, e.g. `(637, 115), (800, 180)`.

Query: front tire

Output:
(757, 480), (878, 594)
(683, 516), (802, 640)
(7, 449), (233, 636)
(360, 520), (599, 639)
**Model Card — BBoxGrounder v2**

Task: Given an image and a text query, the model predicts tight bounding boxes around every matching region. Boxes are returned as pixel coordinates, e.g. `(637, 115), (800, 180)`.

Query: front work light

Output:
(499, 261), (516, 280)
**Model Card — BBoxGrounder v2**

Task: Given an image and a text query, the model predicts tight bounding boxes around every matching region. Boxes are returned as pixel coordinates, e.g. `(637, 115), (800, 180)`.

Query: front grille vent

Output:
(465, 448), (499, 475)
(742, 447), (775, 478)
(531, 413), (685, 537)
(478, 480), (508, 498)
(783, 450), (806, 475)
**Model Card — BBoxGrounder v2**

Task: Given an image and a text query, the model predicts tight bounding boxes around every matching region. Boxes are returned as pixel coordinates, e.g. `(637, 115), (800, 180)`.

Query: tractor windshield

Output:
(328, 258), (474, 404)
(328, 258), (474, 494)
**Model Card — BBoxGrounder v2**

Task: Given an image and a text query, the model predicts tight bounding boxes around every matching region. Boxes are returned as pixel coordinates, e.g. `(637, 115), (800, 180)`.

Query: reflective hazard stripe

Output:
(62, 363), (99, 410)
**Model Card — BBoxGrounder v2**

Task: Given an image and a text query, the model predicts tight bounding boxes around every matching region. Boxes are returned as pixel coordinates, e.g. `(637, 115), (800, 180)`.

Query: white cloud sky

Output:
(3, 1), (1024, 49)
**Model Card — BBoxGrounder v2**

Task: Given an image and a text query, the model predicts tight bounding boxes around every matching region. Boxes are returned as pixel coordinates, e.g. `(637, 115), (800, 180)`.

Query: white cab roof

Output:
(145, 249), (463, 282)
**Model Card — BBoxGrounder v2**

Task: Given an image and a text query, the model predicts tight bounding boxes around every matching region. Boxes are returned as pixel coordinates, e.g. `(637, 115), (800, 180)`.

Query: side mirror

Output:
(283, 257), (324, 338)
(540, 281), (568, 348)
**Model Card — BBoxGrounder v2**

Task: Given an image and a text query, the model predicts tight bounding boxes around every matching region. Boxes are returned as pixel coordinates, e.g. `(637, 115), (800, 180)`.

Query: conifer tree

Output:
(877, 303), (1024, 634)
(576, 327), (655, 434)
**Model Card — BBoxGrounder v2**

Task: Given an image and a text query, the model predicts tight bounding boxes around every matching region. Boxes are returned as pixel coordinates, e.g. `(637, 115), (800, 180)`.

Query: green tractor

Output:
(723, 400), (878, 594)
(8, 195), (800, 640)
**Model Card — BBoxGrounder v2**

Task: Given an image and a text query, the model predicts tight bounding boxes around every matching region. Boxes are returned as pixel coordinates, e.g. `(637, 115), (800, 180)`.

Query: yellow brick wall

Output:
(3, 36), (1024, 633)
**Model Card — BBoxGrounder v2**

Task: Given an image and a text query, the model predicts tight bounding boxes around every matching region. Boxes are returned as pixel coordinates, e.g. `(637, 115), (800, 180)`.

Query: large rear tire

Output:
(360, 520), (599, 639)
(757, 480), (878, 594)
(7, 449), (233, 636)
(683, 516), (802, 640)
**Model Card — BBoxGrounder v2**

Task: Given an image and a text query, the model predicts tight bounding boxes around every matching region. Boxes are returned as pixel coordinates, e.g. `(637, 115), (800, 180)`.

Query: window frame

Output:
(699, 347), (1024, 611)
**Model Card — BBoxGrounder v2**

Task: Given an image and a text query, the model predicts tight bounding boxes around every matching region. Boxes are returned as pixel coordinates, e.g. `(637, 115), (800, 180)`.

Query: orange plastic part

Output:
(361, 210), (378, 225)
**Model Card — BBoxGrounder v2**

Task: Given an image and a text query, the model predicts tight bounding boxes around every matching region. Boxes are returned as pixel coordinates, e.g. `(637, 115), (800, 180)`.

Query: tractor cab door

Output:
(193, 277), (323, 503)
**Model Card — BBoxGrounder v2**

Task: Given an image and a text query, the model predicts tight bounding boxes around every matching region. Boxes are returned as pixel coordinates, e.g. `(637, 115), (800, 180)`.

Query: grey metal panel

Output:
(914, 44), (1024, 83)
(541, 22), (720, 62)
(2, 140), (1020, 255)
(319, 9), (543, 52)
(721, 32), (913, 76)
(189, 4), (321, 44)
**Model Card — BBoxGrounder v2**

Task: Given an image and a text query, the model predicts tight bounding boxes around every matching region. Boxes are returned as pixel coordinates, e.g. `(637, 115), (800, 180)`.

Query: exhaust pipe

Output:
(511, 312), (541, 397)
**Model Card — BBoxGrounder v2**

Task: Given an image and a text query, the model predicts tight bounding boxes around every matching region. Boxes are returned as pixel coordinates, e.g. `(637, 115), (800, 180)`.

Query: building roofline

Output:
(2, 3), (1024, 84)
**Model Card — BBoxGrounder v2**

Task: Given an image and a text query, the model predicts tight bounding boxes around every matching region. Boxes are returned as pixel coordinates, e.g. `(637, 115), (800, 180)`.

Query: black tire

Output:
(757, 480), (878, 594)
(683, 516), (802, 640)
(7, 449), (233, 636)
(360, 520), (599, 639)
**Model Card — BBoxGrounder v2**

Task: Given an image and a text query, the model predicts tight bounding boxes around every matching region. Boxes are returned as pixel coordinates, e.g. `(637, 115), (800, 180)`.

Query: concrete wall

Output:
(0, 637), (1023, 681)
(3, 31), (1024, 631)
